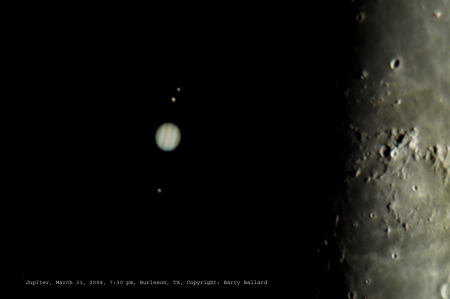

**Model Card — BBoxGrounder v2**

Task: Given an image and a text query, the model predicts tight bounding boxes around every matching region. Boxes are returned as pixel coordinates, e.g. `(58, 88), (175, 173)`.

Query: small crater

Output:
(433, 11), (442, 18)
(393, 99), (402, 106)
(390, 58), (400, 70)
(353, 222), (359, 228)
(356, 13), (365, 22)
(390, 148), (398, 158)
(412, 185), (418, 192)
(348, 292), (356, 299)
(369, 212), (376, 219)
(365, 279), (371, 284)
(380, 145), (391, 157)
(391, 253), (398, 259)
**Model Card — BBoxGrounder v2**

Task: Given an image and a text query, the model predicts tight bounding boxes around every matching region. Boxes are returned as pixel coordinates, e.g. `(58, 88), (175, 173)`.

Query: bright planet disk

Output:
(155, 122), (181, 152)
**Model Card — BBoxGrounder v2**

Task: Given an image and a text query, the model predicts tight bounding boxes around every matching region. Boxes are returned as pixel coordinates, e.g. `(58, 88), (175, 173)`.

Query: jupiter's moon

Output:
(155, 122), (181, 152)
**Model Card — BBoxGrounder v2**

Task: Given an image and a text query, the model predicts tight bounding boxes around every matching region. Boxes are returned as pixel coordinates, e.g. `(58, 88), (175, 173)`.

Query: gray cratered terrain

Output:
(332, 0), (450, 298)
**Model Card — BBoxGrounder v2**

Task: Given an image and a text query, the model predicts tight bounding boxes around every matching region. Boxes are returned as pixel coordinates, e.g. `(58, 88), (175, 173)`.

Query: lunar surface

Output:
(321, 0), (450, 298)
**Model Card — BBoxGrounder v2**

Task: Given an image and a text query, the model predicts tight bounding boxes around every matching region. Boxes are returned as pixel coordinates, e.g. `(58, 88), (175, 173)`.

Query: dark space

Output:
(5, 2), (357, 295)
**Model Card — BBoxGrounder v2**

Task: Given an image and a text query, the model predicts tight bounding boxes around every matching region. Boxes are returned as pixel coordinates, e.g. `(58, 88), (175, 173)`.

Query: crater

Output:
(390, 58), (401, 69)
(380, 145), (391, 157)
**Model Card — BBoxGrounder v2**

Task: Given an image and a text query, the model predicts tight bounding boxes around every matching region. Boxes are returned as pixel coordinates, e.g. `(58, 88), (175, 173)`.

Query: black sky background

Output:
(5, 1), (358, 295)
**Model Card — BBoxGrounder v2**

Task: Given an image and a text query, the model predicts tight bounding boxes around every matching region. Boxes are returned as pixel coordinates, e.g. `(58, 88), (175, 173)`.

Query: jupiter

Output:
(155, 122), (181, 152)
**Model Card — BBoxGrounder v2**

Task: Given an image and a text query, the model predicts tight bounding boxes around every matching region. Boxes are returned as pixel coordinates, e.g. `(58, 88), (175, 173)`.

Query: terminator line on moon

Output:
(324, 0), (450, 298)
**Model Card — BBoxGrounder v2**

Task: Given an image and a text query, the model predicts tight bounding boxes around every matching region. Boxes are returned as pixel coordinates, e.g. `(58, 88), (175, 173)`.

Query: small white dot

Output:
(171, 97), (176, 102)
(157, 188), (161, 193)
(177, 87), (180, 92)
